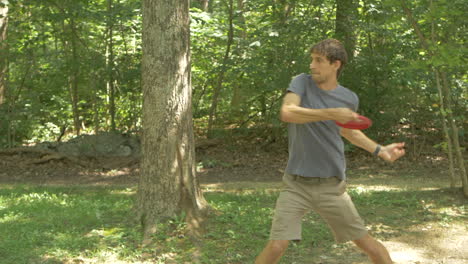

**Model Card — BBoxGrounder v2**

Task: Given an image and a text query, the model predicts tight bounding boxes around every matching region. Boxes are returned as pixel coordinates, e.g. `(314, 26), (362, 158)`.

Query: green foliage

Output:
(1, 0), (465, 147)
(2, 0), (142, 147)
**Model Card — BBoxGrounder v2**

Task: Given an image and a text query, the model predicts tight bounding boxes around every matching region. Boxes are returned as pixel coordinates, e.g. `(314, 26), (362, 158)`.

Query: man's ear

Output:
(333, 60), (342, 71)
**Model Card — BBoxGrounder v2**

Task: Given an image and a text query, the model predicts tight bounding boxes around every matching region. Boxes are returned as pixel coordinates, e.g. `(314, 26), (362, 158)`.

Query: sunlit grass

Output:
(0, 186), (141, 264)
(0, 184), (465, 263)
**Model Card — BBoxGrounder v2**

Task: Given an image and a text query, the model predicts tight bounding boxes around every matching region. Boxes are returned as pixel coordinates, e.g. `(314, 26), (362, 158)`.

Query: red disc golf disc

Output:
(335, 115), (372, 130)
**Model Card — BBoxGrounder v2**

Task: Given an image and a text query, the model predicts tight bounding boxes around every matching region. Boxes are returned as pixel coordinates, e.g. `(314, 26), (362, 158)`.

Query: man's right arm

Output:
(280, 92), (360, 124)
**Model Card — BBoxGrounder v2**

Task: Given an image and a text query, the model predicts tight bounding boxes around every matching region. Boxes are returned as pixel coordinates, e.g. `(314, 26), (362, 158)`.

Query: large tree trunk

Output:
(136, 0), (209, 243)
(0, 0), (8, 106)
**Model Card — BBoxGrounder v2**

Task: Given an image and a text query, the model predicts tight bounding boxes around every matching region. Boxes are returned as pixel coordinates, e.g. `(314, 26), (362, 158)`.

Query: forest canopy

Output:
(0, 0), (466, 149)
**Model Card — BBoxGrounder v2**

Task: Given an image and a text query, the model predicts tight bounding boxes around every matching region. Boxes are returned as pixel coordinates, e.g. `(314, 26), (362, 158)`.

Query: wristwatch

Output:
(373, 145), (381, 156)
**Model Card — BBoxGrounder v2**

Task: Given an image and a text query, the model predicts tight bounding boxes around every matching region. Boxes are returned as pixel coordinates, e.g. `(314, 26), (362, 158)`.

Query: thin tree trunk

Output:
(51, 3), (85, 134)
(6, 60), (31, 147)
(441, 72), (468, 195)
(275, 0), (295, 24)
(237, 0), (247, 39)
(401, 1), (430, 51)
(230, 0), (247, 119)
(91, 72), (100, 134)
(137, 0), (209, 244)
(0, 0), (8, 147)
(430, 4), (457, 188)
(207, 0), (234, 137)
(230, 73), (244, 119)
(434, 70), (456, 187)
(199, 0), (209, 11)
(107, 0), (116, 132)
(429, 6), (456, 188)
(0, 0), (8, 106)
(68, 18), (81, 136)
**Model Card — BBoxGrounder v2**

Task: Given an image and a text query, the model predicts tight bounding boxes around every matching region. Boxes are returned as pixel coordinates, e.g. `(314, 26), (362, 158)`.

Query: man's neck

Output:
(317, 79), (338, 91)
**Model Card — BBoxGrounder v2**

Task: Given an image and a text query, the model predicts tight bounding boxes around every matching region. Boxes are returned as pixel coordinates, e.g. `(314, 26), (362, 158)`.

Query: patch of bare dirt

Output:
(0, 136), (289, 186)
(385, 223), (467, 264)
(0, 152), (139, 185)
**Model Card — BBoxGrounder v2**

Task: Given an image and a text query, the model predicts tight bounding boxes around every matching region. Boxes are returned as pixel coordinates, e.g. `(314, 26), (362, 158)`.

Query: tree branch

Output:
(400, 0), (431, 53)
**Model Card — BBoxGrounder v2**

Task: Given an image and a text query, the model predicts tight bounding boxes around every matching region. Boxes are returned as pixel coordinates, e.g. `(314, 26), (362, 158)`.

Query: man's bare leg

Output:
(353, 234), (393, 264)
(255, 240), (289, 264)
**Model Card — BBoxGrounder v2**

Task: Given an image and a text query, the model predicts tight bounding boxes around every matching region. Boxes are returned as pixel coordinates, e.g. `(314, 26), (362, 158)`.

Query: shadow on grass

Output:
(202, 187), (466, 263)
(349, 187), (467, 263)
(0, 186), (140, 264)
(0, 185), (464, 263)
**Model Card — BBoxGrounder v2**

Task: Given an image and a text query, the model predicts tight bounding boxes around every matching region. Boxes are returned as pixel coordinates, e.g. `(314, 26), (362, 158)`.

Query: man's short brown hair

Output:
(310, 39), (348, 78)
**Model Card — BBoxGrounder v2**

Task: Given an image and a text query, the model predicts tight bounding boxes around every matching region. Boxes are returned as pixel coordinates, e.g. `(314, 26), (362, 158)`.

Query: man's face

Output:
(309, 53), (340, 84)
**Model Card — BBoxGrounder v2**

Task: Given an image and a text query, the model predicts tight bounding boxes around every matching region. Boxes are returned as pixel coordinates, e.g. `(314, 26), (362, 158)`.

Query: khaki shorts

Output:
(269, 173), (368, 243)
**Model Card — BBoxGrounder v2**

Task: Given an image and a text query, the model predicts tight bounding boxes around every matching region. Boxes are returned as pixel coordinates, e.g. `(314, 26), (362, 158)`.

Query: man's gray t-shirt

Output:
(285, 73), (359, 180)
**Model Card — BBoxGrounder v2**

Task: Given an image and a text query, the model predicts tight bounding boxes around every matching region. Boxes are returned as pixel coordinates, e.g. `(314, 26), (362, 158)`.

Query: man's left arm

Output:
(340, 128), (406, 162)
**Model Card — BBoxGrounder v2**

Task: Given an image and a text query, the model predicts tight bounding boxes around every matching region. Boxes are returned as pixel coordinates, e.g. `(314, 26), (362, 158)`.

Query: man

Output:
(255, 39), (405, 264)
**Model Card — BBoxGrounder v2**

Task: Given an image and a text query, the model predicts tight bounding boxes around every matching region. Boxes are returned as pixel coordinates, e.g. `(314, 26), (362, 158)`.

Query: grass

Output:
(0, 183), (466, 264)
(0, 186), (141, 264)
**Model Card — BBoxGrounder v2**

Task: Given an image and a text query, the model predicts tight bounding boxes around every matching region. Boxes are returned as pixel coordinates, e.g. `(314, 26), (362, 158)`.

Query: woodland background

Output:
(2, 0), (467, 191)
(0, 1), (467, 263)
(0, 0), (465, 148)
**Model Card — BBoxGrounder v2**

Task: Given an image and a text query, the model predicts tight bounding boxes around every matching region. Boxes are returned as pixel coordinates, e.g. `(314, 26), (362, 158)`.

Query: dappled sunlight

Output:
(59, 251), (156, 264)
(350, 184), (404, 192)
(201, 181), (283, 193)
(70, 168), (139, 186)
(0, 185), (17, 190)
(110, 188), (136, 196)
(419, 187), (445, 191)
(348, 172), (455, 192)
(0, 186), (141, 263)
(367, 223), (400, 237)
(85, 227), (126, 239)
(78, 168), (132, 177)
(1, 179), (464, 263)
(385, 222), (468, 264)
(437, 206), (465, 218)
(386, 241), (430, 263)
(202, 177), (456, 195)
(0, 211), (24, 223)
(433, 224), (467, 259)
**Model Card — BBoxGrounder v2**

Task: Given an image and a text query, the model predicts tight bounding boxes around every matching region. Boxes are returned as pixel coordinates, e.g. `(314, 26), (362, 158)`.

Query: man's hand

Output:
(378, 143), (406, 162)
(332, 108), (360, 124)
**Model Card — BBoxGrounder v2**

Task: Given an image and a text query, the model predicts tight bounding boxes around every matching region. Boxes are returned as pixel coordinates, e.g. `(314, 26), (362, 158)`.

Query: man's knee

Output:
(255, 240), (290, 264)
